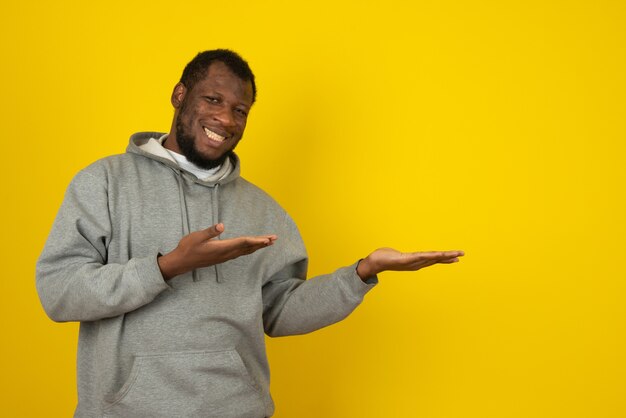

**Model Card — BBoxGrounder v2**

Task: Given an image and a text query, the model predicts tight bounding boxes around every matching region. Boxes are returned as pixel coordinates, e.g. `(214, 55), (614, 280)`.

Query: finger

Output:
(408, 250), (464, 259)
(235, 237), (276, 256)
(215, 235), (276, 248)
(415, 256), (462, 267)
(437, 258), (460, 264)
(413, 259), (440, 269)
(429, 251), (463, 258)
(201, 223), (225, 240)
(232, 236), (276, 250)
(244, 235), (278, 247)
(203, 238), (264, 261)
(257, 234), (278, 243)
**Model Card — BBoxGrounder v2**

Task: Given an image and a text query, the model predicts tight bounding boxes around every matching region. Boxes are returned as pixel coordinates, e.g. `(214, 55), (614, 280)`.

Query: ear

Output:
(171, 82), (187, 109)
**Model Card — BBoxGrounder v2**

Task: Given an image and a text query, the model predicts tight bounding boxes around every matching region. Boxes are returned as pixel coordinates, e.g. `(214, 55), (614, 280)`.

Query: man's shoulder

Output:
(78, 152), (156, 176)
(67, 153), (154, 189)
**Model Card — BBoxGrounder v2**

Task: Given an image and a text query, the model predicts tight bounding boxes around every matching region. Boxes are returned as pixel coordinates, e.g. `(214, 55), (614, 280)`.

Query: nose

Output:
(213, 107), (236, 128)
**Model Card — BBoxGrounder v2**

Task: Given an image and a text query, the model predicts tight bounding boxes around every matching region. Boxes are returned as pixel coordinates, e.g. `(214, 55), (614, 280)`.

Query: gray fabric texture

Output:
(36, 132), (377, 417)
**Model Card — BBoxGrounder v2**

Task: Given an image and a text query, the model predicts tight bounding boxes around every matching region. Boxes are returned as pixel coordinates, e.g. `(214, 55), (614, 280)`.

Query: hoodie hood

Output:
(126, 131), (241, 187)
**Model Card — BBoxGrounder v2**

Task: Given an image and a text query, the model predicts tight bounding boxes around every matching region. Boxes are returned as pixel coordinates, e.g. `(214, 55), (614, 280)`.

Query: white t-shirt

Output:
(138, 134), (232, 182)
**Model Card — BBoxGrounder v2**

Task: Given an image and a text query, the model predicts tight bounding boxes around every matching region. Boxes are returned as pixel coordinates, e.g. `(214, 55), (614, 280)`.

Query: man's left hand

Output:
(356, 248), (464, 280)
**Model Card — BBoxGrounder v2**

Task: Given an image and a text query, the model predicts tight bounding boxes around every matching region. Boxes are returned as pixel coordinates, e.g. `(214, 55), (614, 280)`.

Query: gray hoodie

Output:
(36, 132), (377, 418)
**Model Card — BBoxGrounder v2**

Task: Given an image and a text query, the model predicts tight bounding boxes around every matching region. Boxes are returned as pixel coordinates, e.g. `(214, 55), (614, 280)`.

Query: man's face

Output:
(170, 61), (254, 169)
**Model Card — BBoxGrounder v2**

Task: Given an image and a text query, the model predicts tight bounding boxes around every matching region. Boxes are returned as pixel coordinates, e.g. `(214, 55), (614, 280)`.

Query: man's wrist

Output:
(356, 257), (376, 281)
(157, 250), (185, 281)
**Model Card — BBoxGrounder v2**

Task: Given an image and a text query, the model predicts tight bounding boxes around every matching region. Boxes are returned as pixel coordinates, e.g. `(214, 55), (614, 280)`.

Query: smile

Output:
(203, 127), (226, 143)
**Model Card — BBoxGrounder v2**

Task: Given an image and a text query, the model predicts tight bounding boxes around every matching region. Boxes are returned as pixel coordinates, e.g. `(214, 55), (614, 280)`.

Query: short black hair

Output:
(180, 49), (257, 104)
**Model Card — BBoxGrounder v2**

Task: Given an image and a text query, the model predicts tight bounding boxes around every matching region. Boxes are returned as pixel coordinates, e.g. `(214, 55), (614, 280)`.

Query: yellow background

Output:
(2, 0), (625, 417)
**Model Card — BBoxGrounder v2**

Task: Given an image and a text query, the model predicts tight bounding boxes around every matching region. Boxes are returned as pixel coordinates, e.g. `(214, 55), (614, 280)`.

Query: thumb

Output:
(202, 223), (225, 240)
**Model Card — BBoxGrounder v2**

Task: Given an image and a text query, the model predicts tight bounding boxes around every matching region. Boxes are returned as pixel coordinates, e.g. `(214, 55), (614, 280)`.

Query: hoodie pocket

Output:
(103, 350), (264, 418)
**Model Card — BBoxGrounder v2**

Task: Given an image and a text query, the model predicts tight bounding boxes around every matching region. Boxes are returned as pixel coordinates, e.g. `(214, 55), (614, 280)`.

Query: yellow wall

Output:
(2, 1), (625, 417)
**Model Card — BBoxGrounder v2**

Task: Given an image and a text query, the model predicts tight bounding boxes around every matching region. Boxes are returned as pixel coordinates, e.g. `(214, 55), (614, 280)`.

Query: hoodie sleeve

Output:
(261, 214), (377, 337)
(36, 168), (170, 322)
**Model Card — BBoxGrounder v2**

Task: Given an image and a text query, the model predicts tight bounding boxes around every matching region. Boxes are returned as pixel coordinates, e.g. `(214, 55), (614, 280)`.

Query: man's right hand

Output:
(157, 223), (277, 280)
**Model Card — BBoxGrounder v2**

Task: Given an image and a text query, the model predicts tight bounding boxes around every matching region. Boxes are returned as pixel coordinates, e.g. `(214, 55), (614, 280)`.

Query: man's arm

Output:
(262, 251), (463, 337)
(36, 169), (163, 322)
(261, 214), (464, 337)
(36, 170), (275, 323)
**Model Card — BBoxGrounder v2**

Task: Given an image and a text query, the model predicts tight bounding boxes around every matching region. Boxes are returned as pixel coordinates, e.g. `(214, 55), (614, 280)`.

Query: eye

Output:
(235, 108), (248, 117)
(205, 96), (220, 104)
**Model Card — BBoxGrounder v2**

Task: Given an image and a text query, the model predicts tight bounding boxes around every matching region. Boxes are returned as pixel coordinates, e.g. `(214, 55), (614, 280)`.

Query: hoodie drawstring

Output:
(212, 184), (221, 283)
(174, 171), (200, 282)
(174, 169), (222, 283)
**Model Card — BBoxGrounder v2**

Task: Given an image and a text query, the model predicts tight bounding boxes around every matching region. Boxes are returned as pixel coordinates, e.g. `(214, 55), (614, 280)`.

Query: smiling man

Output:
(168, 58), (252, 170)
(36, 49), (463, 418)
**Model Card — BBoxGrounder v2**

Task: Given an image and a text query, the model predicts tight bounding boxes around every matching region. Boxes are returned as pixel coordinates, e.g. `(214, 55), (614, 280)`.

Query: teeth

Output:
(203, 127), (226, 142)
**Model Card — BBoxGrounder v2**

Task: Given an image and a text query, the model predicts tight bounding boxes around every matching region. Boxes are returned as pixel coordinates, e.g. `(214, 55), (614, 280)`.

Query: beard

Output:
(174, 113), (235, 170)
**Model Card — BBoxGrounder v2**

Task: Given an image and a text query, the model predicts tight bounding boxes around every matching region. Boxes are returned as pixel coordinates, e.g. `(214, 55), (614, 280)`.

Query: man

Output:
(36, 49), (463, 417)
